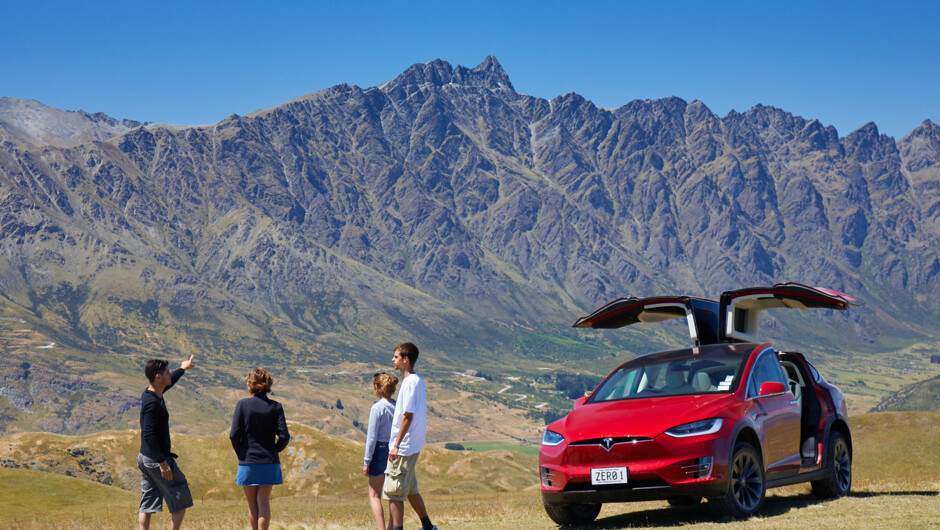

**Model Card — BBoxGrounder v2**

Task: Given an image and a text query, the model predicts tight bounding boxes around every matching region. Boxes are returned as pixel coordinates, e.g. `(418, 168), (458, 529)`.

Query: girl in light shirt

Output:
(363, 372), (398, 530)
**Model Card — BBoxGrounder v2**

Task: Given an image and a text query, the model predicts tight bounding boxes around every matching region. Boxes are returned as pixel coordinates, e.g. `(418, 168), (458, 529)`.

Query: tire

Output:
(708, 442), (765, 519)
(667, 497), (702, 506)
(543, 501), (602, 525)
(811, 431), (851, 499)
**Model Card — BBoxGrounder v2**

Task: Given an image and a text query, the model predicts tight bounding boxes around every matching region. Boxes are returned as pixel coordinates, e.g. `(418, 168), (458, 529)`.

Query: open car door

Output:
(573, 296), (720, 346)
(719, 282), (859, 343)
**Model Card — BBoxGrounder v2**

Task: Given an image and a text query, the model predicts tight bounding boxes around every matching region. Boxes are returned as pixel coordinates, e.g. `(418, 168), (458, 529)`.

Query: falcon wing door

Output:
(719, 282), (859, 342)
(573, 296), (710, 345)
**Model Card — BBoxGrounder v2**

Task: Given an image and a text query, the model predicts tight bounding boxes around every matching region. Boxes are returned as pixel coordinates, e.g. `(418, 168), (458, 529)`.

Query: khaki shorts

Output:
(382, 452), (420, 501)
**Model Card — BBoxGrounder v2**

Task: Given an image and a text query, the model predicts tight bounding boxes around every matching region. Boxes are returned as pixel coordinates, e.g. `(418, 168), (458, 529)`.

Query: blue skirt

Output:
(236, 464), (283, 486)
(367, 442), (389, 477)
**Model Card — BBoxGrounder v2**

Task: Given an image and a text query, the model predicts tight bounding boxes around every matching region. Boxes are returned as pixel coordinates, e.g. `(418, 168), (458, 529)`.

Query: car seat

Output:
(692, 371), (714, 392)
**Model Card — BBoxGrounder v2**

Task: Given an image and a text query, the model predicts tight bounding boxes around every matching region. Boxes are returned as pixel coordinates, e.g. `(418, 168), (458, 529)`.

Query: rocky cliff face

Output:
(1, 57), (938, 371)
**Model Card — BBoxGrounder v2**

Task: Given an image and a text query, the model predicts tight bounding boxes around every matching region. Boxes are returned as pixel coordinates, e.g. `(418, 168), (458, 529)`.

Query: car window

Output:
(588, 344), (749, 403)
(807, 362), (821, 383)
(594, 369), (638, 401)
(747, 351), (789, 398)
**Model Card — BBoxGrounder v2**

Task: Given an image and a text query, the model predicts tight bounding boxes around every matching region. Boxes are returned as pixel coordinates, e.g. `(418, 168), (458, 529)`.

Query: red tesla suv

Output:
(539, 283), (856, 524)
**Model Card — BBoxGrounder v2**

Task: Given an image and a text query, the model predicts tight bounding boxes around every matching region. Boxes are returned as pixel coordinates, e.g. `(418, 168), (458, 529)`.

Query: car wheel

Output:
(708, 442), (765, 519)
(667, 497), (702, 506)
(811, 431), (851, 498)
(542, 501), (602, 525)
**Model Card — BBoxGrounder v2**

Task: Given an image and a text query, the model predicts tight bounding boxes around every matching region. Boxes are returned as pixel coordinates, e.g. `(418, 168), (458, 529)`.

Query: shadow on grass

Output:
(849, 490), (938, 497)
(556, 490), (939, 528)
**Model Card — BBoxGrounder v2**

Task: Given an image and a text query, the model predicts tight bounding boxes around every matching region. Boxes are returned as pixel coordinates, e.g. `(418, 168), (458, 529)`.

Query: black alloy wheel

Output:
(811, 431), (852, 498)
(709, 442), (765, 519)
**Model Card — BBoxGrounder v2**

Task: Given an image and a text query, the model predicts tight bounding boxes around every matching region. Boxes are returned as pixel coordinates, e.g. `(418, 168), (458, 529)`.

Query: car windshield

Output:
(587, 343), (753, 403)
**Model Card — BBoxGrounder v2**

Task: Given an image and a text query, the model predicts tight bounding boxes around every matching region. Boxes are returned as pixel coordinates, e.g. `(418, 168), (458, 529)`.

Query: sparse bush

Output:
(543, 409), (567, 424)
(555, 373), (601, 399)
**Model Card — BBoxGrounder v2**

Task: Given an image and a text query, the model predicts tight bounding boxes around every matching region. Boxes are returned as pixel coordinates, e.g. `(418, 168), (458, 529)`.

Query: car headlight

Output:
(542, 430), (565, 446)
(664, 418), (723, 438)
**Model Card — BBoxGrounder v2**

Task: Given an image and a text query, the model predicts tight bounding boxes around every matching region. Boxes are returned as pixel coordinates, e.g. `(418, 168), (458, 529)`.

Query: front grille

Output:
(569, 437), (653, 450)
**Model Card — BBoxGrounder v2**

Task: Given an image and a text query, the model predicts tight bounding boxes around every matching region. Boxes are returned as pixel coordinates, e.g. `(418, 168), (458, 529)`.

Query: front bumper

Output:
(541, 478), (726, 505)
(539, 425), (732, 505)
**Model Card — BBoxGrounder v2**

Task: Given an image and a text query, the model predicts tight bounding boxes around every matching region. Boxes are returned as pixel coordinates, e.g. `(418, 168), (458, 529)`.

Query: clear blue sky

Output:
(2, 0), (936, 139)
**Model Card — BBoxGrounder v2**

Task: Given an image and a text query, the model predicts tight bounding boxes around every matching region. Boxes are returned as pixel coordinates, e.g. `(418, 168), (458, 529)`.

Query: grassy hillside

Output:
(0, 467), (136, 519)
(871, 373), (940, 412)
(0, 412), (937, 529)
(0, 421), (538, 502)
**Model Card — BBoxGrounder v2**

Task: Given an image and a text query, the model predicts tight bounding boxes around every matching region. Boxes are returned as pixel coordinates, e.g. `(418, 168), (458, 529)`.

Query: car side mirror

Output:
(759, 381), (786, 396)
(573, 396), (589, 408)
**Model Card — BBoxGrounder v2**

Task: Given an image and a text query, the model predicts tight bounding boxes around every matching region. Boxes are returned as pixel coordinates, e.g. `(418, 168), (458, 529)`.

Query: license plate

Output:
(591, 466), (629, 485)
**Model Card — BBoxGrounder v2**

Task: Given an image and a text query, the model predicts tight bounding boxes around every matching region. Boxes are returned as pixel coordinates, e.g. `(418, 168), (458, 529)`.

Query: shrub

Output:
(555, 373), (601, 399)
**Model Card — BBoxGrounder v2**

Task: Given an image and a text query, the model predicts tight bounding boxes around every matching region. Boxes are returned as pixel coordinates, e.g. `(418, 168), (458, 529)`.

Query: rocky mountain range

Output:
(1, 57), (939, 433)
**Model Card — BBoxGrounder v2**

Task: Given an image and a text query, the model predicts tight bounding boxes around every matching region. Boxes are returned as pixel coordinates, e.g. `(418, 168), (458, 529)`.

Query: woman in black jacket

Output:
(230, 368), (290, 530)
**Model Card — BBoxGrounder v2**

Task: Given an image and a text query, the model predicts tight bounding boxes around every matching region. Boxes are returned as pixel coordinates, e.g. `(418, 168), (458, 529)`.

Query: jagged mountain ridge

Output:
(1, 56), (939, 368)
(0, 97), (145, 148)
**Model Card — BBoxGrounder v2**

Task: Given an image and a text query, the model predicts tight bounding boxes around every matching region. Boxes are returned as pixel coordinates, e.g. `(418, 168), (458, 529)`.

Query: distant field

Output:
(457, 440), (540, 456)
(1, 412), (937, 529)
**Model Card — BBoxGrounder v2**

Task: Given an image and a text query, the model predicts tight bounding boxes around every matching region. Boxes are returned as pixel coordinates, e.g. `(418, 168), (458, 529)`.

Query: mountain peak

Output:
(903, 119), (940, 141)
(854, 121), (880, 136)
(468, 56), (513, 90)
(382, 57), (514, 93)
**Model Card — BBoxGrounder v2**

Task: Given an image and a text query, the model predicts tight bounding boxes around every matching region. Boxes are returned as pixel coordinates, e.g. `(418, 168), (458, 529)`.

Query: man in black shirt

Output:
(138, 355), (195, 530)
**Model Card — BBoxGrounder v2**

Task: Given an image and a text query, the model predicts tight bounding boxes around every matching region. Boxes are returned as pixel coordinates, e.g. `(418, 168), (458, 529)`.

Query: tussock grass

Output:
(2, 413), (938, 528)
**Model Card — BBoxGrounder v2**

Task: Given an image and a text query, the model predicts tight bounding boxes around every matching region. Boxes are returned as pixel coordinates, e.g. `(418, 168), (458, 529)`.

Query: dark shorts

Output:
(236, 463), (284, 486)
(367, 442), (389, 477)
(138, 453), (194, 514)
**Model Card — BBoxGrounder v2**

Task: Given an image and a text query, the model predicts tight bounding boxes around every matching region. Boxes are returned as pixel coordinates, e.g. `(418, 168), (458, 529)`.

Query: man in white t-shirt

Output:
(382, 342), (437, 530)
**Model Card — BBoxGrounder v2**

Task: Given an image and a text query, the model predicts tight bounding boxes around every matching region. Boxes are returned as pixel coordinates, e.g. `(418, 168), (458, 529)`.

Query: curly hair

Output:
(245, 367), (273, 395)
(373, 372), (399, 399)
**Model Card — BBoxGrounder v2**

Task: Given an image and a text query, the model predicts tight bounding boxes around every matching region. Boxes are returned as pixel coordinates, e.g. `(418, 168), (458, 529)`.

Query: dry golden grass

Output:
(1, 412), (938, 529)
(0, 422), (539, 502)
(4, 485), (937, 529)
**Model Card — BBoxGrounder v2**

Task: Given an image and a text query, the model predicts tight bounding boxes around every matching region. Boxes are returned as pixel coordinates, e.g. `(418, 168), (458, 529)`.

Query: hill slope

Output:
(870, 373), (940, 412)
(0, 421), (537, 501)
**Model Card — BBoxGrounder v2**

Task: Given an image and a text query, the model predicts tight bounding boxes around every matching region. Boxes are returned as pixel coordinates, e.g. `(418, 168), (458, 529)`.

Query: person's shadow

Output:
(555, 490), (939, 528)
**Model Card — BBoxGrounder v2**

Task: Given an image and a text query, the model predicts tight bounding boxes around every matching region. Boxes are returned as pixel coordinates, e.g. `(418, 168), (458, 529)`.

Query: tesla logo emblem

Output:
(602, 437), (614, 451)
